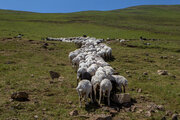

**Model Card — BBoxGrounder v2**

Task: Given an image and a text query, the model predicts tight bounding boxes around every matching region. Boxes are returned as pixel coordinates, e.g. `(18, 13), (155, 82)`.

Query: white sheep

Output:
(112, 75), (128, 93)
(91, 75), (104, 102)
(99, 79), (112, 106)
(76, 80), (93, 107)
(103, 66), (114, 77)
(87, 64), (99, 76)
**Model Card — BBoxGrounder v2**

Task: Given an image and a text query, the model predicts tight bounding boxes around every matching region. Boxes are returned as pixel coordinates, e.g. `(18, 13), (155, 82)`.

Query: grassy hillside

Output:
(0, 5), (180, 120)
(0, 5), (180, 40)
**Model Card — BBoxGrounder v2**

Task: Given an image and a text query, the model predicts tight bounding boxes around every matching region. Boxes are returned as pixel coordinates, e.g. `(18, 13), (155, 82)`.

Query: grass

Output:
(0, 5), (180, 120)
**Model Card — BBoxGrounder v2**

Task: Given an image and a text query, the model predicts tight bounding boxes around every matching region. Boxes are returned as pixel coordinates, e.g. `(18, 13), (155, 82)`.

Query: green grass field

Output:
(0, 5), (180, 120)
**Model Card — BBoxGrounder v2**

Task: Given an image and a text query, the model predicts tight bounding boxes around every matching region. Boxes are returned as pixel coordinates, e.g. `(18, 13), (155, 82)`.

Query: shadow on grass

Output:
(84, 97), (137, 113)
(85, 102), (101, 113)
(105, 55), (116, 62)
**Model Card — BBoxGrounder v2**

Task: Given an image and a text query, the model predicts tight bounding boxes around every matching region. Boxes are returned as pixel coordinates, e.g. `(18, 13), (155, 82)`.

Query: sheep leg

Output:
(78, 91), (82, 107)
(107, 90), (111, 106)
(123, 85), (126, 93)
(85, 92), (89, 105)
(98, 88), (102, 106)
(93, 86), (97, 102)
(90, 92), (93, 103)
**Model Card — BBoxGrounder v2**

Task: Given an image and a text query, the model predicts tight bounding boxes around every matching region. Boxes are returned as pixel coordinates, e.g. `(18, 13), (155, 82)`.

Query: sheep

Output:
(87, 64), (99, 76)
(103, 66), (114, 79)
(79, 71), (92, 81)
(111, 75), (128, 93)
(77, 67), (87, 85)
(99, 79), (112, 106)
(76, 80), (93, 107)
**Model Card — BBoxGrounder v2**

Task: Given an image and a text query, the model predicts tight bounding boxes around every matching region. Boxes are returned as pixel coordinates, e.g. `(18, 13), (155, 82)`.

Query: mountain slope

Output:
(0, 5), (180, 40)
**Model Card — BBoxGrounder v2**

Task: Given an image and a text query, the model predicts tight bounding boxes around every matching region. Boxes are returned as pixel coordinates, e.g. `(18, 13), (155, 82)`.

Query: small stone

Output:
(143, 72), (148, 75)
(130, 106), (137, 112)
(172, 113), (178, 120)
(11, 92), (29, 101)
(157, 105), (165, 111)
(161, 116), (166, 120)
(109, 109), (118, 116)
(157, 70), (168, 75)
(34, 115), (38, 119)
(165, 110), (173, 116)
(93, 114), (112, 120)
(137, 88), (142, 93)
(171, 75), (176, 79)
(130, 88), (135, 91)
(49, 71), (60, 80)
(160, 56), (168, 59)
(31, 74), (34, 77)
(49, 81), (54, 84)
(69, 110), (78, 116)
(136, 109), (143, 113)
(69, 101), (73, 104)
(126, 71), (130, 74)
(42, 108), (47, 111)
(146, 111), (152, 117)
(9, 99), (13, 102)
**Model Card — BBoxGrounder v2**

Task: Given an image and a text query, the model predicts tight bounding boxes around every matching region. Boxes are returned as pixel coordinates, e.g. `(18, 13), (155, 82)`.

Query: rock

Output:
(49, 71), (60, 80)
(34, 115), (38, 119)
(31, 74), (34, 78)
(11, 92), (29, 101)
(112, 93), (131, 104)
(106, 38), (110, 41)
(144, 43), (151, 45)
(44, 43), (48, 46)
(171, 75), (176, 79)
(126, 71), (130, 74)
(165, 110), (173, 116)
(136, 109), (143, 114)
(146, 111), (152, 117)
(42, 108), (47, 111)
(130, 88), (135, 91)
(58, 77), (64, 82)
(71, 104), (76, 108)
(143, 72), (148, 75)
(137, 88), (142, 93)
(157, 105), (165, 111)
(93, 114), (112, 120)
(42, 45), (47, 49)
(69, 110), (78, 116)
(109, 109), (118, 116)
(160, 56), (168, 59)
(157, 70), (168, 75)
(69, 101), (73, 104)
(172, 114), (178, 120)
(161, 116), (166, 120)
(130, 106), (136, 112)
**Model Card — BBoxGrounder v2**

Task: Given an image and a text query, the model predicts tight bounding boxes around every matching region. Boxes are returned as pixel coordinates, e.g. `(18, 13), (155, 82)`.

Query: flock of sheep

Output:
(47, 37), (128, 107)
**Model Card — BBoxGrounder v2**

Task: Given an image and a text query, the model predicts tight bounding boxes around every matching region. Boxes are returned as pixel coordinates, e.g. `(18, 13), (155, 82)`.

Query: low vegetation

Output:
(0, 5), (180, 120)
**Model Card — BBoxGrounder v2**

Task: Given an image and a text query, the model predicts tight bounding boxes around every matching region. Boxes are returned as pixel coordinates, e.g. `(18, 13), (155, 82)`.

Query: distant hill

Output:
(0, 5), (180, 40)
